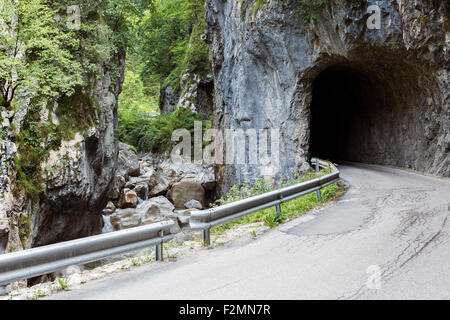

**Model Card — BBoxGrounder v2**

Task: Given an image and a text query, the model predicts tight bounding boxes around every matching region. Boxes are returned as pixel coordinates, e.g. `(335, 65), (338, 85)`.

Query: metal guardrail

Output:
(190, 158), (340, 245)
(0, 158), (338, 286)
(0, 220), (174, 286)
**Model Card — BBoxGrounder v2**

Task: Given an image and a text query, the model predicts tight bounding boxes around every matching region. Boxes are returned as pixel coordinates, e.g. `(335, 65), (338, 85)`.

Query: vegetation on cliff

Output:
(119, 106), (210, 154)
(137, 0), (209, 93)
(1, 0), (211, 200)
(117, 0), (211, 153)
(1, 0), (136, 200)
(0, 0), (83, 109)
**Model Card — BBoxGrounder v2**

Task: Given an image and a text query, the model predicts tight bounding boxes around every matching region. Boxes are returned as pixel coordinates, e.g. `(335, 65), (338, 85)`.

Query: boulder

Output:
(158, 157), (217, 190)
(184, 199), (203, 210)
(118, 188), (138, 209)
(179, 171), (217, 191)
(142, 217), (181, 234)
(162, 166), (181, 185)
(139, 153), (167, 167)
(125, 177), (149, 189)
(111, 196), (179, 232)
(116, 142), (140, 180)
(168, 182), (206, 209)
(140, 167), (155, 178)
(112, 196), (176, 231)
(140, 196), (175, 218)
(139, 163), (153, 176)
(110, 208), (142, 230)
(175, 208), (195, 215)
(134, 182), (149, 200)
(176, 215), (191, 228)
(140, 161), (151, 170)
(102, 201), (116, 215)
(109, 175), (126, 200)
(148, 170), (170, 197)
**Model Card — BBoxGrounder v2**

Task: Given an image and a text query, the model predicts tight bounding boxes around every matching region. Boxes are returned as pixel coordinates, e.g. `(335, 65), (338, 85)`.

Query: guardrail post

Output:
(156, 230), (164, 261)
(203, 228), (211, 246)
(155, 243), (163, 261)
(315, 159), (322, 202)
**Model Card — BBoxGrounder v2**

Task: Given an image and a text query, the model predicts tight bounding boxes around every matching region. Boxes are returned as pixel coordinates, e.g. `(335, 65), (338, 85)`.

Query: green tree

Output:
(116, 0), (211, 154)
(0, 0), (83, 108)
(137, 0), (207, 92)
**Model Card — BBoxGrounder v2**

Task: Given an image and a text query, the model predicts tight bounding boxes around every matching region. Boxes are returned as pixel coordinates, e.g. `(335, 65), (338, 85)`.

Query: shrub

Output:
(119, 106), (210, 154)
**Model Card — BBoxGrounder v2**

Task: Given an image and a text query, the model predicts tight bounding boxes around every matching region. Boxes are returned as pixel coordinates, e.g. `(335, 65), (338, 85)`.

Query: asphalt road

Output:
(48, 162), (450, 300)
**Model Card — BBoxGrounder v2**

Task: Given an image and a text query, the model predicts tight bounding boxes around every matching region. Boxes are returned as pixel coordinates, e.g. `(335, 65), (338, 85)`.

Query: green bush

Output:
(8, 0), (139, 201)
(13, 101), (62, 200)
(119, 106), (210, 154)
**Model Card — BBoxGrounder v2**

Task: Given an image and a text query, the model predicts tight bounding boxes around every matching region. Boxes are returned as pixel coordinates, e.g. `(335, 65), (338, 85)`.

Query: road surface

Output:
(48, 162), (450, 299)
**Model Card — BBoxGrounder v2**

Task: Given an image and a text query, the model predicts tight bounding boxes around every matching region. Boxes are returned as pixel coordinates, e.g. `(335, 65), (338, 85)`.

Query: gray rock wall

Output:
(160, 73), (215, 118)
(0, 53), (125, 254)
(206, 0), (449, 190)
(32, 53), (125, 247)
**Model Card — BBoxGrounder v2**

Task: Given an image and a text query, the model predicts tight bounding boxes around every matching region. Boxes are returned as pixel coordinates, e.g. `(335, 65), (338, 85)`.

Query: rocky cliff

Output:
(160, 73), (215, 118)
(206, 0), (449, 190)
(0, 4), (125, 258)
(0, 60), (124, 255)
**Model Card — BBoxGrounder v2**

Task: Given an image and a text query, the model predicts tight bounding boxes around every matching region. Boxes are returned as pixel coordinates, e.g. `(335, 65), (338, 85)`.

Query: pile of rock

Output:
(103, 143), (218, 234)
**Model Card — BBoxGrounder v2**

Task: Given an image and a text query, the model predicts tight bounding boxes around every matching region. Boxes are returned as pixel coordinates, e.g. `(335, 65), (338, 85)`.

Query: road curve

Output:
(48, 162), (450, 300)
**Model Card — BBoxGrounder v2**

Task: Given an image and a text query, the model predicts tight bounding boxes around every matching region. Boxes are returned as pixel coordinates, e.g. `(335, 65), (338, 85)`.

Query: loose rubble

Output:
(106, 148), (218, 235)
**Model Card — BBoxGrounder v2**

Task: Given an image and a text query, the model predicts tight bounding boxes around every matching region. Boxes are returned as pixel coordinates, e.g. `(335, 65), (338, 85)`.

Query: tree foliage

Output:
(2, 0), (154, 200)
(119, 106), (209, 154)
(0, 0), (83, 108)
(117, 0), (211, 153)
(118, 56), (159, 114)
(137, 0), (208, 91)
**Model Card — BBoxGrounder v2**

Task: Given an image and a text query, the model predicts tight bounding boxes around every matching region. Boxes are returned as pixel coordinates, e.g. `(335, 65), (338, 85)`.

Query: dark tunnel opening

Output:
(310, 65), (382, 163)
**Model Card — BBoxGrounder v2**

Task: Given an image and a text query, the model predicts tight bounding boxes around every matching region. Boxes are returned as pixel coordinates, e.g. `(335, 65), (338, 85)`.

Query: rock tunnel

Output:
(308, 58), (444, 173)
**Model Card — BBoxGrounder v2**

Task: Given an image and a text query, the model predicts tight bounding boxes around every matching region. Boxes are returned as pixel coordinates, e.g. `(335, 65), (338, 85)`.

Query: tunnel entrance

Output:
(310, 64), (387, 163)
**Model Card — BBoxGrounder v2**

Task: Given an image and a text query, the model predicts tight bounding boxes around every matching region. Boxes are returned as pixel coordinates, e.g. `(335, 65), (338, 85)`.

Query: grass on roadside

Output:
(211, 166), (345, 235)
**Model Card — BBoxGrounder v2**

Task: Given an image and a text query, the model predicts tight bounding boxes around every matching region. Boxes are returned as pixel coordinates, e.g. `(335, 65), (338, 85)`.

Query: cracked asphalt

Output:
(48, 162), (450, 300)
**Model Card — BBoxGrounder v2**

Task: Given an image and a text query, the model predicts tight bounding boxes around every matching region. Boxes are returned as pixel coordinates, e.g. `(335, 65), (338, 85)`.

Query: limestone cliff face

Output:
(30, 55), (125, 248)
(159, 73), (215, 118)
(206, 0), (449, 190)
(0, 43), (124, 254)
